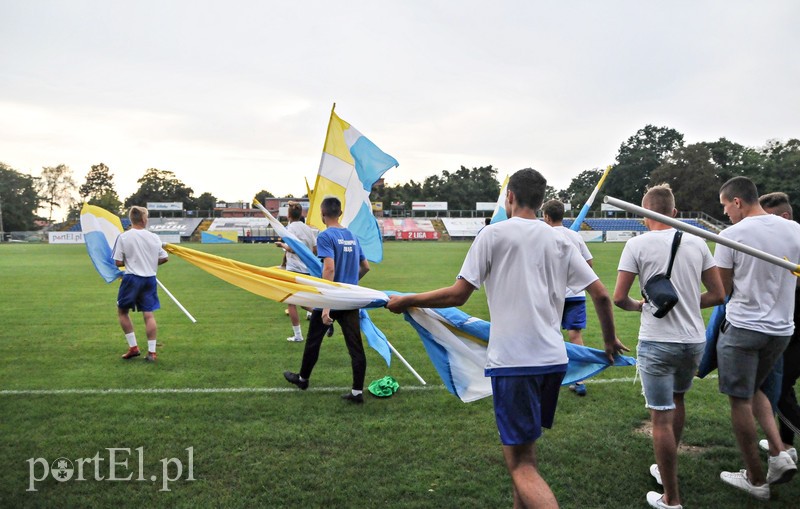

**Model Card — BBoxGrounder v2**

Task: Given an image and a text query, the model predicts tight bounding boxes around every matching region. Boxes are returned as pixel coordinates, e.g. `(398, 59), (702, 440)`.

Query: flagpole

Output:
(571, 165), (613, 231)
(156, 278), (197, 323)
(387, 340), (426, 385)
(604, 196), (800, 275)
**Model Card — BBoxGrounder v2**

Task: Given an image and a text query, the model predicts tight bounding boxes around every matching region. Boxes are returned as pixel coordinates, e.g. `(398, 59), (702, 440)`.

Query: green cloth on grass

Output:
(368, 376), (400, 397)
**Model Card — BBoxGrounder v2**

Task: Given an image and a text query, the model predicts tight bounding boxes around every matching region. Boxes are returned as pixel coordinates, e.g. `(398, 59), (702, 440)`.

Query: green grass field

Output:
(1, 241), (798, 508)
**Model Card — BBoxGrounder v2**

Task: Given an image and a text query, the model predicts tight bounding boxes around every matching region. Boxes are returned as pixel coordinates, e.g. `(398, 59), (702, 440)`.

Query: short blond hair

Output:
(128, 206), (149, 226)
(643, 184), (675, 215)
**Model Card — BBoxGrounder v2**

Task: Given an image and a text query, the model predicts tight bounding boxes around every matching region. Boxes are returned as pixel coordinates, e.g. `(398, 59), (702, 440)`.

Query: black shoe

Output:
(341, 392), (364, 404)
(326, 324), (335, 337)
(284, 371), (309, 390)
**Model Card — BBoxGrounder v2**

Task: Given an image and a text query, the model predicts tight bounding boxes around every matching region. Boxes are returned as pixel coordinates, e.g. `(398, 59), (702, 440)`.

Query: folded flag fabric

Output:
(306, 110), (398, 263)
(164, 244), (387, 311)
(80, 203), (124, 283)
(697, 303), (726, 378)
(402, 304), (636, 402)
(164, 245), (635, 401)
(368, 376), (400, 398)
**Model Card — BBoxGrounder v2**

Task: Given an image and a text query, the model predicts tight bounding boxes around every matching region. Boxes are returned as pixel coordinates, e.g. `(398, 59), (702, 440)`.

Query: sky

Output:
(1, 1), (798, 218)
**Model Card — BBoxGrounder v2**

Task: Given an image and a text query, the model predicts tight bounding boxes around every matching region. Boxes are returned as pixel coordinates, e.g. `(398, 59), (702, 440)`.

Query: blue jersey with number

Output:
(316, 227), (365, 285)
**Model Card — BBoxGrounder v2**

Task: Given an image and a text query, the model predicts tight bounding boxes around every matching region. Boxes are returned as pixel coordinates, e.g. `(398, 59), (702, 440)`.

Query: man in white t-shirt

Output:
(543, 199), (594, 396)
(275, 202), (318, 342)
(614, 184), (725, 509)
(387, 168), (627, 509)
(111, 206), (168, 362)
(714, 177), (800, 500)
(757, 192), (800, 464)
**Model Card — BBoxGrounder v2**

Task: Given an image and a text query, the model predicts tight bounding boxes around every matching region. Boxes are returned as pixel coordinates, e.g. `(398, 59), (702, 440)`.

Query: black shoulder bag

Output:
(641, 231), (683, 318)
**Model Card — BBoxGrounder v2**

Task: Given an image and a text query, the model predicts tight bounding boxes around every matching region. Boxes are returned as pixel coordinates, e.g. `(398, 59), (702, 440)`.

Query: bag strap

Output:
(665, 231), (683, 279)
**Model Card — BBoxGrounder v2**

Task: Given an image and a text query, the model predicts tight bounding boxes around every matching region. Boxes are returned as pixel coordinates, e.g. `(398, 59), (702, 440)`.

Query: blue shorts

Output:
(637, 341), (704, 410)
(491, 372), (565, 446)
(117, 274), (160, 312)
(562, 298), (587, 331)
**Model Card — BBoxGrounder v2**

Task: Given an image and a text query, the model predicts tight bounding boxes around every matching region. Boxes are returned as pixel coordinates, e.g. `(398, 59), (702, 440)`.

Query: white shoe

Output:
(720, 470), (769, 500)
(286, 336), (304, 342)
(759, 439), (798, 463)
(306, 311), (312, 320)
(646, 491), (682, 509)
(650, 463), (662, 485)
(767, 450), (797, 484)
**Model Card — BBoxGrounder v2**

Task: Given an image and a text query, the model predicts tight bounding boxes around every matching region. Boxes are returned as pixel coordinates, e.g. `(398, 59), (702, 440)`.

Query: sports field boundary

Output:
(0, 374), (717, 396)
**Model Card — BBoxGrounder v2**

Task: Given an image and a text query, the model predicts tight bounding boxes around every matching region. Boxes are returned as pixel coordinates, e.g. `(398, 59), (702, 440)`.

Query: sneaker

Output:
(759, 439), (798, 463)
(286, 336), (304, 342)
(144, 352), (157, 362)
(646, 491), (682, 509)
(326, 324), (335, 337)
(306, 311), (312, 320)
(720, 470), (769, 500)
(341, 392), (364, 404)
(569, 383), (587, 396)
(767, 450), (797, 484)
(650, 464), (663, 485)
(283, 371), (308, 390)
(122, 347), (140, 360)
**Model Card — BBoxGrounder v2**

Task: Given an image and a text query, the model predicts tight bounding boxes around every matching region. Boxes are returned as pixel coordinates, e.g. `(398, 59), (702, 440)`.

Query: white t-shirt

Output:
(555, 225), (593, 298)
(715, 214), (800, 335)
(618, 228), (716, 343)
(112, 228), (167, 277)
(458, 217), (599, 374)
(285, 221), (317, 274)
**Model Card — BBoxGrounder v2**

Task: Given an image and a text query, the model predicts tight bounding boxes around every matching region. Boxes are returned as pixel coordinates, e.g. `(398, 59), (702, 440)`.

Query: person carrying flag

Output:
(284, 197), (371, 403)
(112, 206), (169, 362)
(388, 168), (627, 508)
(276, 201), (317, 342)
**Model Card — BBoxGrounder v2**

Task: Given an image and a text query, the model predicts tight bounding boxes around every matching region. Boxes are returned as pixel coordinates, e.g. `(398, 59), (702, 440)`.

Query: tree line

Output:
(1, 124), (797, 232)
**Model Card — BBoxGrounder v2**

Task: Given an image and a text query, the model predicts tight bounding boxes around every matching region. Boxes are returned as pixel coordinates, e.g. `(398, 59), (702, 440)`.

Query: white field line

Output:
(0, 374), (717, 396)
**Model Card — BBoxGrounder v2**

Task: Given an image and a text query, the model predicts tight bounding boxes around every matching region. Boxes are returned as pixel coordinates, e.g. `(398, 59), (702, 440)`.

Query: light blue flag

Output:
(490, 175), (510, 224)
(80, 204), (124, 283)
(307, 110), (399, 264)
(401, 304), (636, 402)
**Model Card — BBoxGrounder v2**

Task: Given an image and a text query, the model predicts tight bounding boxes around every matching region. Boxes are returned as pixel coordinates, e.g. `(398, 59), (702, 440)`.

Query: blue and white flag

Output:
(307, 109), (398, 263)
(490, 175), (509, 224)
(80, 203), (124, 283)
(403, 305), (636, 402)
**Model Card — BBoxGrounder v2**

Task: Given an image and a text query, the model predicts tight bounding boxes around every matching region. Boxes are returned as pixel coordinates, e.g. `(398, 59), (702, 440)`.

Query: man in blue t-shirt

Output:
(284, 197), (371, 403)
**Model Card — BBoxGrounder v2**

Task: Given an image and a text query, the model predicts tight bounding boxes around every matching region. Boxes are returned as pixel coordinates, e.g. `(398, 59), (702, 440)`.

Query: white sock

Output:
(148, 340), (156, 353)
(125, 333), (137, 348)
(292, 325), (302, 338)
(352, 389), (363, 396)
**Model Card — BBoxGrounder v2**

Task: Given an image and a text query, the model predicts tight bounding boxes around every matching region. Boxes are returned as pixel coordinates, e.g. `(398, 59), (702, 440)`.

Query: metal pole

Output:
(603, 196), (800, 274)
